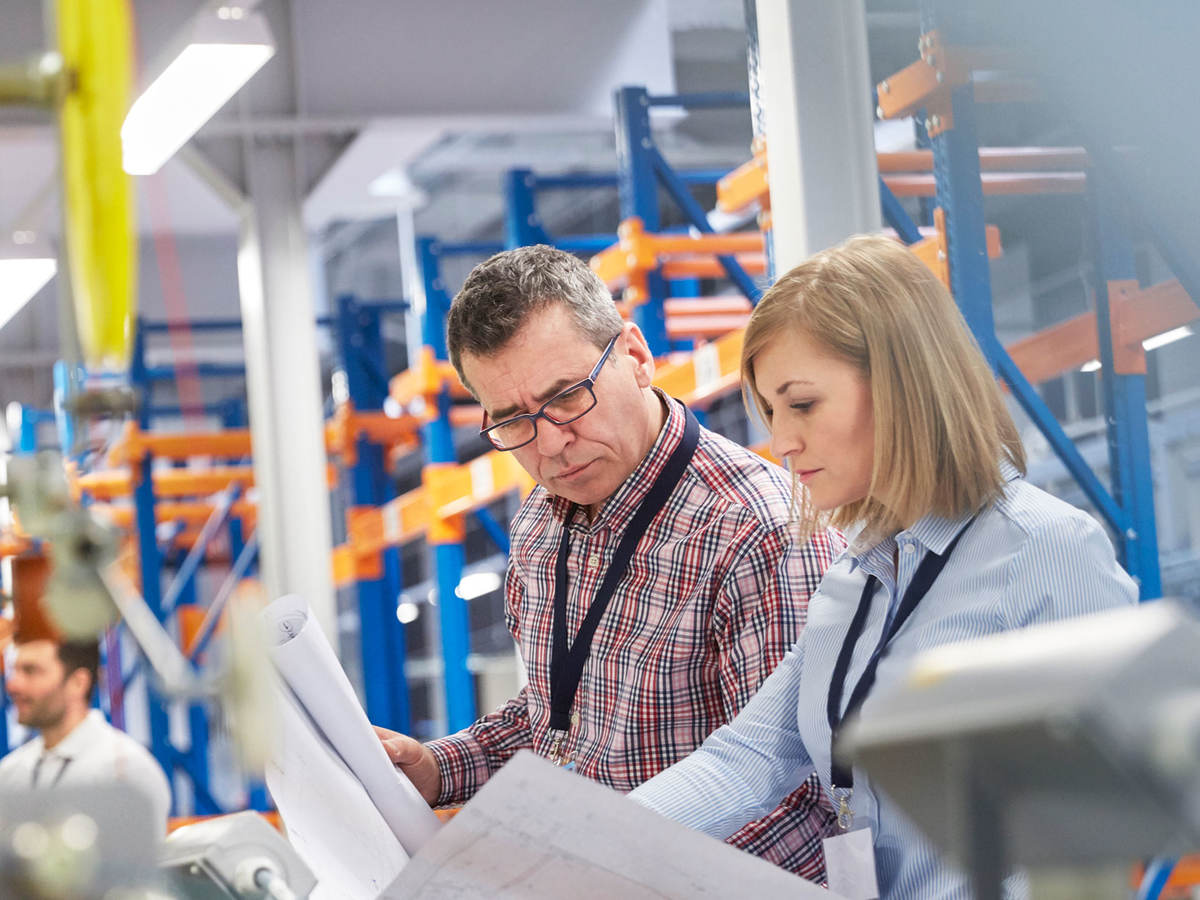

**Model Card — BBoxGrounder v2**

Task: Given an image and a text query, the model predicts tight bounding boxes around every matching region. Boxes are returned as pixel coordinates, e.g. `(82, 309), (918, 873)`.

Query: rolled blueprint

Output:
(262, 594), (440, 855)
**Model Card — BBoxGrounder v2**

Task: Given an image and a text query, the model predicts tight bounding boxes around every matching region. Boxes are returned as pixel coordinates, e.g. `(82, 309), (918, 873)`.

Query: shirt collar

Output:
(544, 389), (682, 531)
(847, 460), (1021, 571)
(50, 709), (108, 759)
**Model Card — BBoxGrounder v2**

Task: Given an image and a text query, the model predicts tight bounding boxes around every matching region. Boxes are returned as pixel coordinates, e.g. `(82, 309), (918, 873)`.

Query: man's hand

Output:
(374, 726), (442, 805)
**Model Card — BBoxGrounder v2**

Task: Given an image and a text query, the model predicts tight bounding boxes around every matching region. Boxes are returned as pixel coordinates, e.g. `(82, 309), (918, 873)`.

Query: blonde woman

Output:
(630, 235), (1137, 898)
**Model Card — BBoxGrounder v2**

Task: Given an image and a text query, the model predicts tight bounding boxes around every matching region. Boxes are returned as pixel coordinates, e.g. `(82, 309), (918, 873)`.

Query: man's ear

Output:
(64, 667), (92, 704)
(621, 322), (657, 388)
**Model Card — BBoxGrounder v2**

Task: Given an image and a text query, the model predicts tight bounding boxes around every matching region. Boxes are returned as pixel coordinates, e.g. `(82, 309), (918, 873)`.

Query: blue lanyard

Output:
(549, 406), (700, 732)
(826, 517), (975, 791)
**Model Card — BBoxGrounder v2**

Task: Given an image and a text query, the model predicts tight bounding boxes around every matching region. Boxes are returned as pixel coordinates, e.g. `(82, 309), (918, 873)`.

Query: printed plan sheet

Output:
(261, 594), (441, 899)
(383, 752), (844, 899)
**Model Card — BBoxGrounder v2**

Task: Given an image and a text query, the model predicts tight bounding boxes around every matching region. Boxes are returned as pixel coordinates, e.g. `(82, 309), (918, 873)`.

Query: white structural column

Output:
(237, 138), (337, 638)
(755, 0), (881, 273)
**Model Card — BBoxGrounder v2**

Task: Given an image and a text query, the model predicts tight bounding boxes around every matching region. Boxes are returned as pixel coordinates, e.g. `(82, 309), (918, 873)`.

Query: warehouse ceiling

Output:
(16, 0), (1140, 416)
(0, 0), (789, 401)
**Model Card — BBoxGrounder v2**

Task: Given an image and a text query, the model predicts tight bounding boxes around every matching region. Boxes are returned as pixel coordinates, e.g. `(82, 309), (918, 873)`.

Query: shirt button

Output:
(587, 554), (601, 568)
(903, 543), (915, 553)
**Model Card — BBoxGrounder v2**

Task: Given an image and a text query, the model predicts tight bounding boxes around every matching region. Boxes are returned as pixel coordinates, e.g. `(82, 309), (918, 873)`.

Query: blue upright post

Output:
(416, 239), (476, 732)
(52, 361), (81, 457)
(614, 86), (670, 356)
(504, 169), (551, 250)
(1089, 179), (1162, 600)
(173, 571), (216, 813)
(335, 294), (412, 732)
(221, 399), (252, 574)
(741, 0), (775, 281)
(922, 1), (1137, 573)
(217, 393), (269, 812)
(928, 89), (995, 351)
(11, 405), (36, 452)
(0, 664), (8, 754)
(129, 319), (175, 807)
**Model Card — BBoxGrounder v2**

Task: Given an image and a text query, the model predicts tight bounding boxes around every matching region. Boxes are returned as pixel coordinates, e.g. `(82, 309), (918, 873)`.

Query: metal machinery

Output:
(845, 600), (1200, 900)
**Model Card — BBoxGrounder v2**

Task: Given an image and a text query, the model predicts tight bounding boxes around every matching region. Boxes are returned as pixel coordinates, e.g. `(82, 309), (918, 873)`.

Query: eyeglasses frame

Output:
(479, 331), (621, 451)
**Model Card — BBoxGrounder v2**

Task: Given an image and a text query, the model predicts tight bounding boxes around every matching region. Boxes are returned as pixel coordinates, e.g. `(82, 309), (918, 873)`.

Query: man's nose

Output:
(533, 416), (572, 455)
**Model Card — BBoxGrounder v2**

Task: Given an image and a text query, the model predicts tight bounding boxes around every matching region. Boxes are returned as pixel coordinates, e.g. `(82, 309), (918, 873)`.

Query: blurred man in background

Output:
(0, 635), (172, 836)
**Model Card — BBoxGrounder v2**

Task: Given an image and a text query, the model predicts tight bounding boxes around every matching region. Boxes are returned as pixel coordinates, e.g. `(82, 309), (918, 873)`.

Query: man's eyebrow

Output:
(490, 377), (579, 421)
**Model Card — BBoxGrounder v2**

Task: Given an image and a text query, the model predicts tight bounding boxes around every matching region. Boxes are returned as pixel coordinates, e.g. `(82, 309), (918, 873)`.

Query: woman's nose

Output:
(769, 422), (801, 462)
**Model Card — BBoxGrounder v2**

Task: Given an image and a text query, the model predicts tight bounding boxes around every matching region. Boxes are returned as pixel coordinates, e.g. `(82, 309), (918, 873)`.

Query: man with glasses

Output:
(0, 636), (172, 836)
(376, 245), (843, 879)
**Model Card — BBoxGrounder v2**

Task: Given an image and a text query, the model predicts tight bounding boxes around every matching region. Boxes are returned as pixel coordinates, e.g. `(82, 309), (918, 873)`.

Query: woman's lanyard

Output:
(826, 517), (975, 828)
(547, 406), (700, 764)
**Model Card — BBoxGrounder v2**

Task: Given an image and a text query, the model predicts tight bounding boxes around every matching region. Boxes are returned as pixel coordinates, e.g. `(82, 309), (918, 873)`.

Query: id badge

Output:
(823, 827), (880, 900)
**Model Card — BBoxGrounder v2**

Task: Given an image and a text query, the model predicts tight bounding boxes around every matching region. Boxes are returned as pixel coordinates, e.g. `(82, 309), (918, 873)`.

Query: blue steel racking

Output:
(24, 299), (412, 813)
(891, 0), (1180, 600)
(414, 237), (488, 732)
(613, 86), (762, 357)
(407, 97), (765, 727)
(332, 295), (413, 734)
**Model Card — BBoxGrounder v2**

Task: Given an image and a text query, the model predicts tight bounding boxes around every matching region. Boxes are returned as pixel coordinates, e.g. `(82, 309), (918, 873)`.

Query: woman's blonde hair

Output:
(741, 233), (1026, 546)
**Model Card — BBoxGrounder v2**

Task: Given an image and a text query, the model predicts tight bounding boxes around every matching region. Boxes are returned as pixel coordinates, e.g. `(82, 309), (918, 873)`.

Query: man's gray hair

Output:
(446, 244), (623, 389)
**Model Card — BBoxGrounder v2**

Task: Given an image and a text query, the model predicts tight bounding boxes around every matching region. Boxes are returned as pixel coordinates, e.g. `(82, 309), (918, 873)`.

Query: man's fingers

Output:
(375, 728), (425, 767)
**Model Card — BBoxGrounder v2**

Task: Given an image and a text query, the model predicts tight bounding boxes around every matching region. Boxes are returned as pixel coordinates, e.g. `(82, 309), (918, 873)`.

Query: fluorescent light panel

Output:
(1142, 326), (1193, 352)
(0, 258), (56, 330)
(122, 41), (273, 175)
(1080, 326), (1194, 372)
(455, 571), (502, 600)
(122, 8), (275, 176)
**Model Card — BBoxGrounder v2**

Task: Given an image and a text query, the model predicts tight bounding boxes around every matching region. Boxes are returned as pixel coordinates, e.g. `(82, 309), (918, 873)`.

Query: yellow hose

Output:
(57, 0), (137, 371)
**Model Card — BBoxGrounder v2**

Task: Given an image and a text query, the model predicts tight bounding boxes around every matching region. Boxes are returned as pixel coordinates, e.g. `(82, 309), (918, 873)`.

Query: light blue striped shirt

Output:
(630, 471), (1138, 897)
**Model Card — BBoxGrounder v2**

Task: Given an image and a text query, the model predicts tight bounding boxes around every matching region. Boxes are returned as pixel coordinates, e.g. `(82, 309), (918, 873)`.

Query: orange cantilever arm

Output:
(338, 448), (536, 566)
(884, 172), (1086, 197)
(907, 213), (1002, 290)
(660, 254), (766, 280)
(717, 145), (1089, 215)
(0, 532), (32, 557)
(389, 346), (473, 408)
(591, 242), (633, 291)
(93, 500), (259, 530)
(875, 30), (1019, 135)
(666, 314), (752, 342)
(646, 231), (765, 257)
(1006, 278), (1197, 384)
(75, 465), (259, 500)
(104, 425), (254, 467)
(878, 147), (1088, 173)
(653, 329), (745, 408)
(716, 151), (769, 214)
(592, 218), (764, 293)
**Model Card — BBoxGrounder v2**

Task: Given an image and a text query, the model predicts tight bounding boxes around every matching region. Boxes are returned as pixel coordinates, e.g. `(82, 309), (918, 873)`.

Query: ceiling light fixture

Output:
(1142, 326), (1193, 353)
(1080, 325), (1194, 373)
(121, 5), (275, 176)
(0, 231), (57, 332)
(455, 571), (502, 601)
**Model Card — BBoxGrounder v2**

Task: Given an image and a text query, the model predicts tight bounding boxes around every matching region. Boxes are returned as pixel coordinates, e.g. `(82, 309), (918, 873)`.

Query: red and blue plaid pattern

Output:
(428, 395), (844, 880)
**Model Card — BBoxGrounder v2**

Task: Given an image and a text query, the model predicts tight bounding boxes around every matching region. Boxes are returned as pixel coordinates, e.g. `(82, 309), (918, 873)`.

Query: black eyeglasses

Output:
(481, 333), (620, 451)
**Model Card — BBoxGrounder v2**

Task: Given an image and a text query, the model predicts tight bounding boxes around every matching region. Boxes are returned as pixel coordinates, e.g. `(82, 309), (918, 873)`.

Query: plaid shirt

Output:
(428, 394), (844, 879)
